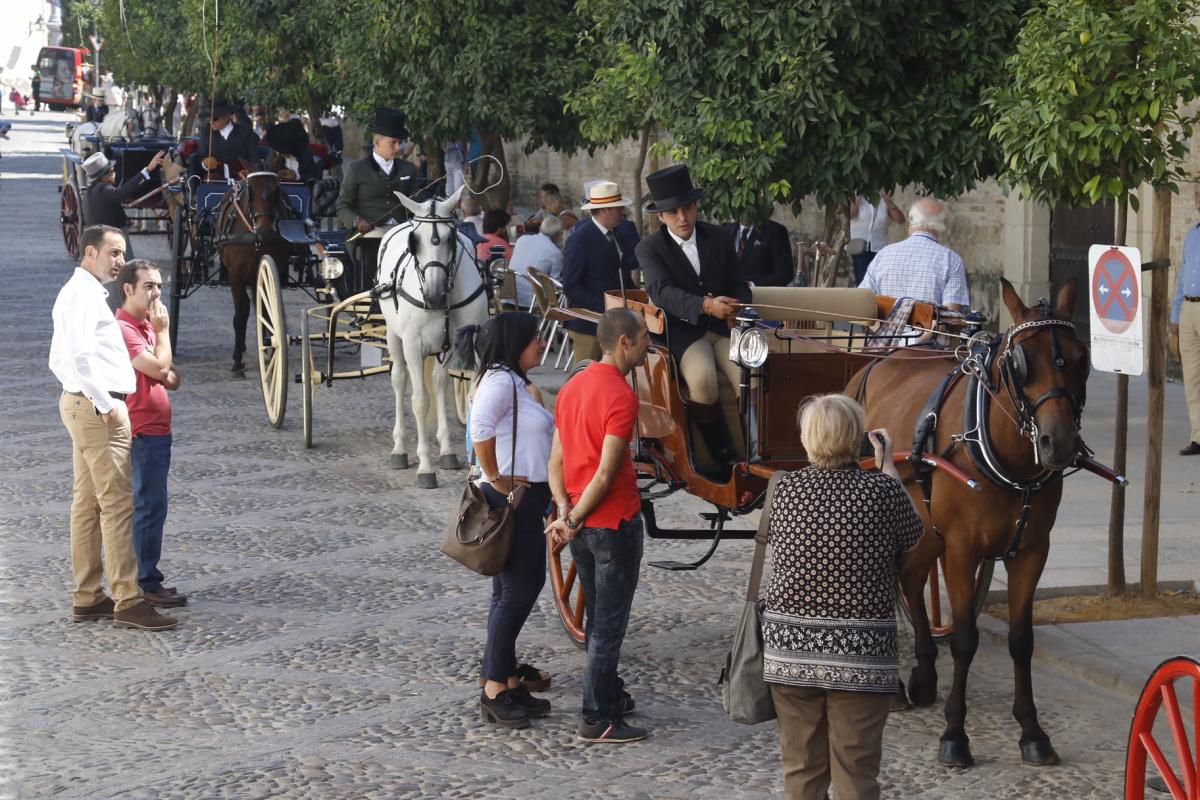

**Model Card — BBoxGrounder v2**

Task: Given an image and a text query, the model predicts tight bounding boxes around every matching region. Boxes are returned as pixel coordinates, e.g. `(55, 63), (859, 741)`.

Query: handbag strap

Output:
(505, 374), (519, 501)
(747, 471), (784, 602)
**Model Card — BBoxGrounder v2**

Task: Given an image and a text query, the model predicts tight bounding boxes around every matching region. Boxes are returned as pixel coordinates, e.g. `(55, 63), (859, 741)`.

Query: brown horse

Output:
(214, 172), (291, 376)
(844, 278), (1089, 768)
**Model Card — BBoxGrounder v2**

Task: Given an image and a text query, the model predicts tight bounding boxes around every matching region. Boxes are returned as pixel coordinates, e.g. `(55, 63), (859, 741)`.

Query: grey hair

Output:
(539, 214), (563, 241)
(908, 198), (947, 235)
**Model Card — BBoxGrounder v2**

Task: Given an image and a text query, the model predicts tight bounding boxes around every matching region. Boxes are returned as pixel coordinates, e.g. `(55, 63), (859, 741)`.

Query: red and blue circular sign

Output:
(1092, 249), (1139, 334)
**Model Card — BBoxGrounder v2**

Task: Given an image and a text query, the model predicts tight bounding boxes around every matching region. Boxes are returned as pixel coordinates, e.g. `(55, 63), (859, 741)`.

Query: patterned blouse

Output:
(762, 466), (923, 693)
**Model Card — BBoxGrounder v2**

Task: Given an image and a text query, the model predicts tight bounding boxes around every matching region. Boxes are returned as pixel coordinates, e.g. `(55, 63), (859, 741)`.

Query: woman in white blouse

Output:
(468, 312), (556, 729)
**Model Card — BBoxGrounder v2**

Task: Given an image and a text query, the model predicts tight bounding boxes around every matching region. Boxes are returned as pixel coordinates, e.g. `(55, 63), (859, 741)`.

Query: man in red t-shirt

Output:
(115, 260), (187, 608)
(547, 307), (650, 743)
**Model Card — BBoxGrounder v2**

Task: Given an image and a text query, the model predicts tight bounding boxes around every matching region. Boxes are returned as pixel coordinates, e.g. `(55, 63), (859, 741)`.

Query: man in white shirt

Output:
(50, 225), (179, 632)
(858, 198), (970, 312)
(510, 214), (564, 309)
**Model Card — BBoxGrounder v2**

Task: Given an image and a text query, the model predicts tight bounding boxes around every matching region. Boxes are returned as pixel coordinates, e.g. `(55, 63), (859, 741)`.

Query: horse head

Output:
(241, 171), (283, 237)
(393, 185), (467, 309)
(999, 277), (1090, 470)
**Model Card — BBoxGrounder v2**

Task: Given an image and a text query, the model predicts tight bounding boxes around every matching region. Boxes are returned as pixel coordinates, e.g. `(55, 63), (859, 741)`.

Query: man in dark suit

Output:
(335, 108), (421, 293)
(726, 216), (794, 286)
(82, 150), (166, 262)
(191, 97), (262, 179)
(636, 164), (751, 471)
(561, 180), (638, 357)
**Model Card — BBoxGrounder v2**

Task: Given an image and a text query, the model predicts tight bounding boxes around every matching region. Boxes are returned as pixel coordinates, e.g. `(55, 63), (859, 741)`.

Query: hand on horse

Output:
(354, 217), (374, 234)
(703, 294), (742, 321)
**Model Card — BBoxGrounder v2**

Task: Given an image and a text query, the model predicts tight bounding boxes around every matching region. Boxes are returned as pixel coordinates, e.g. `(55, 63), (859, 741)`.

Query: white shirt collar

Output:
(219, 120), (234, 140)
(372, 151), (394, 174)
(668, 228), (697, 248)
(592, 217), (613, 236)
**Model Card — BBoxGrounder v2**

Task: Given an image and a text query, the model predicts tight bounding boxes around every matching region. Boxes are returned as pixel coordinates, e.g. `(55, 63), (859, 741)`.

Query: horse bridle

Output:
(235, 171), (286, 233)
(403, 208), (461, 311)
(996, 314), (1086, 450)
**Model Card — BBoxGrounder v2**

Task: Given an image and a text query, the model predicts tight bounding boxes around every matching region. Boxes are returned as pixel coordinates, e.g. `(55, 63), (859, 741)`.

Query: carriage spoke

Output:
(562, 562), (576, 597)
(572, 586), (586, 627)
(1141, 731), (1188, 800)
(1160, 682), (1197, 798)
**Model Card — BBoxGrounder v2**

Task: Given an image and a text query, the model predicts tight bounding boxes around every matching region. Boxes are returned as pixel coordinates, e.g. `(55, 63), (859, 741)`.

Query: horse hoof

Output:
(231, 367), (246, 380)
(937, 737), (975, 768)
(1019, 738), (1060, 766)
(416, 472), (438, 489)
(389, 453), (409, 470)
(908, 671), (938, 708)
(438, 453), (462, 470)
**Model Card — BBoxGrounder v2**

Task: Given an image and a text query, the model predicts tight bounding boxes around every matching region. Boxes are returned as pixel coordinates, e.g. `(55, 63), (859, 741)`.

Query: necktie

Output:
(605, 230), (622, 259)
(738, 227), (751, 258)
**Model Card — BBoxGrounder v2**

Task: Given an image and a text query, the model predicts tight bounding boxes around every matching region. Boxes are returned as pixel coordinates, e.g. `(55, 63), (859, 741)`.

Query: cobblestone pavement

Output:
(0, 113), (1133, 799)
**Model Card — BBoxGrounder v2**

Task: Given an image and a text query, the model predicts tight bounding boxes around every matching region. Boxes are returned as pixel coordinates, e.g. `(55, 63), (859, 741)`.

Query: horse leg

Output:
(387, 329), (410, 470)
(429, 356), (460, 470)
(230, 262), (249, 377)
(405, 348), (438, 489)
(902, 535), (940, 708)
(937, 548), (983, 768)
(1006, 536), (1059, 766)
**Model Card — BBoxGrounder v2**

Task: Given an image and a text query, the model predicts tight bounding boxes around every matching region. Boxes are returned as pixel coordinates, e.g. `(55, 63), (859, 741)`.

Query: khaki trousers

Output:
(1181, 301), (1200, 443)
(771, 684), (891, 800)
(59, 393), (142, 611)
(679, 331), (741, 405)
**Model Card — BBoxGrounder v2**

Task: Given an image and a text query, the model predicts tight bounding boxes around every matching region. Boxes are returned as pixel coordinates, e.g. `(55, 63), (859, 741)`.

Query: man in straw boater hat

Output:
(191, 96), (262, 181)
(85, 86), (109, 124)
(562, 180), (639, 361)
(335, 108), (421, 293)
(636, 164), (751, 477)
(81, 149), (167, 268)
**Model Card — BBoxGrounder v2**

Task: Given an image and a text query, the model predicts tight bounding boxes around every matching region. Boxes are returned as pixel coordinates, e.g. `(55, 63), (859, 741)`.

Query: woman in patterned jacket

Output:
(762, 394), (924, 800)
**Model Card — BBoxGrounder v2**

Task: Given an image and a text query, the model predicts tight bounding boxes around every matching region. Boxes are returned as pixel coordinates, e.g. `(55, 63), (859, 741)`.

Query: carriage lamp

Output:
(320, 256), (344, 281)
(729, 309), (768, 369)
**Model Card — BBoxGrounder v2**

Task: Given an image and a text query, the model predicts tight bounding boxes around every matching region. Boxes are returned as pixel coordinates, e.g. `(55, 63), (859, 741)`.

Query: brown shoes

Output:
(72, 596), (116, 622)
(144, 589), (188, 608)
(1180, 441), (1200, 456)
(113, 601), (178, 631)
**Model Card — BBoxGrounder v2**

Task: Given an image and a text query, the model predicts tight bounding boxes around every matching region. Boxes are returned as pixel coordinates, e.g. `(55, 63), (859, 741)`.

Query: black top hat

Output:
(370, 108), (409, 141)
(644, 164), (704, 213)
(264, 118), (310, 159)
(209, 96), (238, 119)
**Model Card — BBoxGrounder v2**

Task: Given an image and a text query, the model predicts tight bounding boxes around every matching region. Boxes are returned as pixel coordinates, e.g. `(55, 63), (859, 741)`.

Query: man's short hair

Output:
(540, 182), (559, 194)
(597, 308), (643, 353)
(460, 194), (481, 216)
(80, 225), (123, 256)
(539, 214), (563, 241)
(908, 198), (947, 235)
(117, 259), (160, 295)
(482, 208), (510, 236)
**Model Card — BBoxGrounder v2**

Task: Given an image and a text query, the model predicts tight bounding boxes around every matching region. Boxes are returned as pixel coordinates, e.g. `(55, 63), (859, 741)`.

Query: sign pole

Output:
(1140, 187), (1170, 599)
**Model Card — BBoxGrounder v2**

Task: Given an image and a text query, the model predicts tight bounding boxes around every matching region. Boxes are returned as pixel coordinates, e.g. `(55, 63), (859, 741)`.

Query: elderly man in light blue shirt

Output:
(859, 198), (970, 311)
(1171, 185), (1200, 455)
(509, 214), (564, 309)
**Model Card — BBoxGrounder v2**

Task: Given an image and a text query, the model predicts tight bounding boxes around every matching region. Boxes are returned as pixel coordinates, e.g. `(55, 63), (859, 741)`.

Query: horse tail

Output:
(450, 323), (483, 376)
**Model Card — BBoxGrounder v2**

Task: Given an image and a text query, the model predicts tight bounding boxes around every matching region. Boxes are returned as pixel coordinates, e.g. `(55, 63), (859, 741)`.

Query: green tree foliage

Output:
(94, 0), (206, 93)
(988, 0), (1200, 209)
(574, 0), (1027, 222)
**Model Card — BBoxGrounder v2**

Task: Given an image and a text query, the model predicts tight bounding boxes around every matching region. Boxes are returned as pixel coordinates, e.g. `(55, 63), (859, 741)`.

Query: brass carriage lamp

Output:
(729, 308), (769, 370)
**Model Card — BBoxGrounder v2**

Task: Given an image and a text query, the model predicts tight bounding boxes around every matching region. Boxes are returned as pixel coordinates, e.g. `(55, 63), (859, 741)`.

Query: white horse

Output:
(376, 186), (490, 488)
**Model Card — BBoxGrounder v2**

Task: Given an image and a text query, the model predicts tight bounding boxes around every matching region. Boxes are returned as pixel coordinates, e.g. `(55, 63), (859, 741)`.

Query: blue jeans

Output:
(131, 434), (171, 592)
(570, 515), (644, 722)
(481, 482), (551, 683)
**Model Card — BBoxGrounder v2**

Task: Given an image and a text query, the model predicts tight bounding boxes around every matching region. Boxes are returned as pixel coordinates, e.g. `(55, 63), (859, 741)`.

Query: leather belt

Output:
(1185, 296), (1200, 302)
(66, 390), (128, 401)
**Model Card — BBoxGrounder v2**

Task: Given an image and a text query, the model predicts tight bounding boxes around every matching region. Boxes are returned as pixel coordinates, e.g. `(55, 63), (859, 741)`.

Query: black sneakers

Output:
(479, 690), (530, 729)
(578, 718), (648, 743)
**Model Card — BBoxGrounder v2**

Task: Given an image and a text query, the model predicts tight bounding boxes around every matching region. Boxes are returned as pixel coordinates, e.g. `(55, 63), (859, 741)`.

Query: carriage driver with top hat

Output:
(335, 108), (421, 293)
(190, 97), (262, 181)
(635, 164), (752, 478)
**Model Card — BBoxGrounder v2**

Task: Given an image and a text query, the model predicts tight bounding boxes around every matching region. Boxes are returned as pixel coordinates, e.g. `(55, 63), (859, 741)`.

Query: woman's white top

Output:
(848, 198), (892, 252)
(470, 368), (555, 482)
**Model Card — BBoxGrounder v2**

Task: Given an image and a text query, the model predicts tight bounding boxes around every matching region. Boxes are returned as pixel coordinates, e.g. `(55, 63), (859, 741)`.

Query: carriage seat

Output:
(195, 182), (230, 218)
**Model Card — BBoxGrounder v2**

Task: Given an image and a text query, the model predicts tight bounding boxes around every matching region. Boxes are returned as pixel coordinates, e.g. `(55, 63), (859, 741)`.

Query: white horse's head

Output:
(392, 185), (466, 309)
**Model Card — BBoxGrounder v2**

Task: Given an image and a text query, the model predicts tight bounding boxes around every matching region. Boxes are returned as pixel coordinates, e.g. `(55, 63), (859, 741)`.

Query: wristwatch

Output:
(564, 514), (583, 531)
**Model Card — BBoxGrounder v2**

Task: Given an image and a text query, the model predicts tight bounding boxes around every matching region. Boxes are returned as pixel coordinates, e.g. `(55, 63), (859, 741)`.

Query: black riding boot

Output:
(693, 402), (736, 480)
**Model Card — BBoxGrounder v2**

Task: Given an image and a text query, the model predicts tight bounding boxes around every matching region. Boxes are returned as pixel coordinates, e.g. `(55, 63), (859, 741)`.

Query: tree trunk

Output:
(181, 93), (203, 141)
(305, 88), (325, 145)
(162, 90), (178, 136)
(1140, 187), (1170, 599)
(632, 122), (652, 234)
(1107, 193), (1129, 596)
(478, 130), (510, 212)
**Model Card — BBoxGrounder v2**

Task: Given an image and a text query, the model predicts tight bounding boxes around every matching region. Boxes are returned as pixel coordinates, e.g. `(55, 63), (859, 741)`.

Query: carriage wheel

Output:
(301, 311), (314, 448)
(168, 205), (188, 351)
(901, 558), (994, 641)
(1125, 656), (1200, 800)
(256, 255), (289, 428)
(548, 531), (587, 649)
(60, 183), (81, 257)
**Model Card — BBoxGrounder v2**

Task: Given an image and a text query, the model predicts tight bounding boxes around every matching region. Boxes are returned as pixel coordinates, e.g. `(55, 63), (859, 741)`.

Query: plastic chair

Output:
(528, 268), (572, 367)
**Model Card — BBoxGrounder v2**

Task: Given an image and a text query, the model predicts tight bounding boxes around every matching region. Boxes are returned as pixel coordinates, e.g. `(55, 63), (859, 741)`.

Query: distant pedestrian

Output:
(82, 149), (166, 267)
(469, 312), (556, 729)
(858, 198), (969, 311)
(509, 214), (564, 309)
(847, 193), (905, 284)
(476, 208), (514, 265)
(762, 394), (922, 799)
(1171, 184), (1200, 456)
(49, 225), (178, 632)
(116, 259), (187, 609)
(546, 307), (651, 743)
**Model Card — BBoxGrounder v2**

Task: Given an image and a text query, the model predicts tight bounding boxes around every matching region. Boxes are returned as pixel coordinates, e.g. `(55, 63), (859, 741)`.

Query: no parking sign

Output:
(1088, 244), (1143, 375)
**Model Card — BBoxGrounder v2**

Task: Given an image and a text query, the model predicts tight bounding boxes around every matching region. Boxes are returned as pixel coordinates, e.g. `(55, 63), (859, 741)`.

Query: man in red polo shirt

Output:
(115, 260), (187, 609)
(547, 307), (650, 743)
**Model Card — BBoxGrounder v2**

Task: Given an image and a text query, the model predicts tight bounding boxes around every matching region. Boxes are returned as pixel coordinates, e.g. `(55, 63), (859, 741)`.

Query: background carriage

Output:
(57, 123), (178, 259)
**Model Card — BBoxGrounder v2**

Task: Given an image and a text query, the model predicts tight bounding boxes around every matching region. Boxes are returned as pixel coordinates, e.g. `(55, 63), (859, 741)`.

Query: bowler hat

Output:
(82, 151), (115, 182)
(644, 164), (704, 213)
(369, 108), (409, 141)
